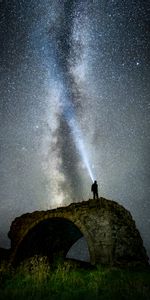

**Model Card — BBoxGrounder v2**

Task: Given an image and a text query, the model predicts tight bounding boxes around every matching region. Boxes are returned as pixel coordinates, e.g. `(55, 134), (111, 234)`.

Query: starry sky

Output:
(0, 0), (150, 258)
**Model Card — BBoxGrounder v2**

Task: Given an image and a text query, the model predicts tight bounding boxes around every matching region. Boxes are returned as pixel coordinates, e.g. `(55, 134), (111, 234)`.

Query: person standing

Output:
(91, 180), (99, 199)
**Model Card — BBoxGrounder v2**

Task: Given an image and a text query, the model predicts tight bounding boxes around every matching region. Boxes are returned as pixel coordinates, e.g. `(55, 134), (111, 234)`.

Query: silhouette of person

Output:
(91, 180), (99, 199)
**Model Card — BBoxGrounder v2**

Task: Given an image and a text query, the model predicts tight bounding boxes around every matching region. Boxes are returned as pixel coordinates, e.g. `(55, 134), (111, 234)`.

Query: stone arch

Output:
(12, 217), (93, 265)
(9, 198), (148, 267)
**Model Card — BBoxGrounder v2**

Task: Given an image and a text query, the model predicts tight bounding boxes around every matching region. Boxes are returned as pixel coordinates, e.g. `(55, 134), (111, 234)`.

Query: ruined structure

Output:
(8, 198), (149, 266)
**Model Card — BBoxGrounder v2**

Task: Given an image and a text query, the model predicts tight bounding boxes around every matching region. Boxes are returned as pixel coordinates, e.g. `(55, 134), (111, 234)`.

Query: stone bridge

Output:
(8, 198), (148, 266)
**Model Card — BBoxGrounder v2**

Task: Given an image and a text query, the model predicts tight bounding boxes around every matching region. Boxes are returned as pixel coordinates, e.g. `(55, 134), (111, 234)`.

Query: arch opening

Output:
(14, 218), (91, 265)
(66, 237), (90, 262)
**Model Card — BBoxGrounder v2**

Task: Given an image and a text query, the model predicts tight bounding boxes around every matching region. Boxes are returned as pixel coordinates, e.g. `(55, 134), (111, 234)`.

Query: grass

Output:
(0, 256), (150, 300)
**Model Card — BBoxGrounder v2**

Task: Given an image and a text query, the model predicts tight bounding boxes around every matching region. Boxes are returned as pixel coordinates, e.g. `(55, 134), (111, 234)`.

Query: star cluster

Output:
(0, 0), (150, 258)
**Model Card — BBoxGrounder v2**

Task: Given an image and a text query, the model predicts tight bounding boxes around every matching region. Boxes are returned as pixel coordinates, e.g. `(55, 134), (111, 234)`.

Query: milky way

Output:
(0, 0), (150, 258)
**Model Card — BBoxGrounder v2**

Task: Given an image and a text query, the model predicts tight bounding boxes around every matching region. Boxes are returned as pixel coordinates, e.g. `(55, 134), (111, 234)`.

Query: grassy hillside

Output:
(0, 256), (150, 300)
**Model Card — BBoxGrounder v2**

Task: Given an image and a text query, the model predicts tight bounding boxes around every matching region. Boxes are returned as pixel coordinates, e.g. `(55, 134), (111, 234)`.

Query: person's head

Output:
(94, 180), (97, 184)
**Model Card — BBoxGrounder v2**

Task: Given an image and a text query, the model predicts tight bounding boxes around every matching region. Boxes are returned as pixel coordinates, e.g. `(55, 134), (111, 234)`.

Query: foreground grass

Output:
(0, 257), (150, 300)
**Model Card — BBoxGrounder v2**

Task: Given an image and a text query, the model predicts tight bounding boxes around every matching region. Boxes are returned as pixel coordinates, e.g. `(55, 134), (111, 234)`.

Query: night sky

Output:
(0, 0), (150, 259)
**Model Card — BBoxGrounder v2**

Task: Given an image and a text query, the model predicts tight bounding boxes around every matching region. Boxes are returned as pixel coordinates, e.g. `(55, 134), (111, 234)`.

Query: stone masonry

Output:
(8, 198), (149, 266)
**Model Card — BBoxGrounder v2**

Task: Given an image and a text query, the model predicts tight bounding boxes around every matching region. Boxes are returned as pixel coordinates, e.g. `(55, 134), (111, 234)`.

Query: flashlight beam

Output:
(68, 118), (94, 182)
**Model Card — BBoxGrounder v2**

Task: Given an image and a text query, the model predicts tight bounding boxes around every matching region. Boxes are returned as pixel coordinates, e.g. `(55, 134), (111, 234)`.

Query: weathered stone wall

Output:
(8, 198), (149, 266)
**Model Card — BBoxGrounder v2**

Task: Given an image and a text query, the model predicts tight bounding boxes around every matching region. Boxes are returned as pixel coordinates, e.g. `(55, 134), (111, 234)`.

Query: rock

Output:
(7, 198), (149, 267)
(0, 248), (11, 263)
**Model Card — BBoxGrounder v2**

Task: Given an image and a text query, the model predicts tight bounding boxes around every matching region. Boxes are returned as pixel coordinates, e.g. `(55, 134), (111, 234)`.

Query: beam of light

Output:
(61, 92), (95, 183)
(69, 118), (94, 183)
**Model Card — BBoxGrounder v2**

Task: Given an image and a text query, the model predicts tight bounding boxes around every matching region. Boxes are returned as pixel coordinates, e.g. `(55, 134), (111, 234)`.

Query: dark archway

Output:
(14, 218), (89, 265)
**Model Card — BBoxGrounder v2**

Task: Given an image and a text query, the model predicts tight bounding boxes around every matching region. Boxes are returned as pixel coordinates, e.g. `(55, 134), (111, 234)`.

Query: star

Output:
(0, 0), (149, 260)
